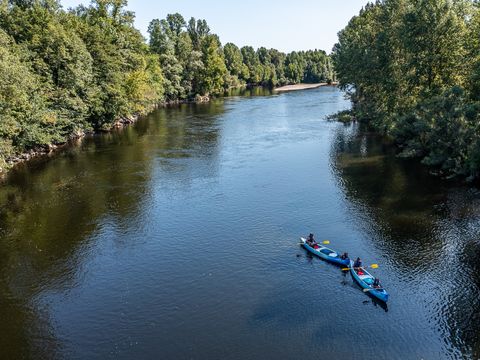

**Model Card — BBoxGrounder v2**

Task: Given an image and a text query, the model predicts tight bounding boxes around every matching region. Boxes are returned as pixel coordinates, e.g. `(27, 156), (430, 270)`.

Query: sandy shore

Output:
(274, 83), (330, 92)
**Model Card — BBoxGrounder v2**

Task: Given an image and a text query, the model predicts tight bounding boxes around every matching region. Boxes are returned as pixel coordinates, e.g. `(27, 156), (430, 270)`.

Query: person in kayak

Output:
(353, 257), (363, 269)
(340, 252), (349, 260)
(306, 233), (317, 247)
(373, 278), (381, 289)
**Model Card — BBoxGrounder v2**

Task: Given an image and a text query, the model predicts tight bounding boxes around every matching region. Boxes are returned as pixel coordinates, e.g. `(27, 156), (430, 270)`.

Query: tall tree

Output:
(241, 46), (262, 84)
(187, 17), (210, 50)
(198, 34), (227, 95)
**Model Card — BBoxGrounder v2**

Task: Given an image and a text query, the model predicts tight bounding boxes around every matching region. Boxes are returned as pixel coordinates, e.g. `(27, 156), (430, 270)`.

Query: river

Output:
(1, 87), (479, 359)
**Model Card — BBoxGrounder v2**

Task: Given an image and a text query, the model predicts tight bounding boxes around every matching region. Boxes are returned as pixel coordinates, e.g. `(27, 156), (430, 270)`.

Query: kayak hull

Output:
(300, 237), (350, 267)
(349, 260), (389, 303)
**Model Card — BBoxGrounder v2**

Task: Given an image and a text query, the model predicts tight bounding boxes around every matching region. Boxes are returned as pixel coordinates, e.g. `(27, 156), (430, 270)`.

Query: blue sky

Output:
(61, 0), (370, 53)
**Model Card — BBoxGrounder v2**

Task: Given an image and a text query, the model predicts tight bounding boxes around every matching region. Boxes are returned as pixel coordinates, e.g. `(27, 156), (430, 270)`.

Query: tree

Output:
(468, 4), (480, 100)
(268, 48), (287, 85)
(285, 51), (305, 83)
(187, 17), (210, 50)
(198, 35), (227, 95)
(149, 14), (203, 100)
(1, 1), (95, 130)
(333, 0), (480, 179)
(0, 29), (52, 164)
(400, 0), (467, 97)
(224, 43), (244, 78)
(72, 0), (163, 126)
(241, 46), (262, 84)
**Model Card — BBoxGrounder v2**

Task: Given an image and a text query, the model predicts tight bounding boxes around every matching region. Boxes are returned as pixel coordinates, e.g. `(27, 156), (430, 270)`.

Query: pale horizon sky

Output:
(60, 0), (370, 53)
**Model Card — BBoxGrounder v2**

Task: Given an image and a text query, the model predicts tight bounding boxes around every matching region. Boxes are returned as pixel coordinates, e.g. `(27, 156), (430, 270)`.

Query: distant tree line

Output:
(0, 0), (334, 170)
(147, 14), (335, 100)
(332, 0), (480, 180)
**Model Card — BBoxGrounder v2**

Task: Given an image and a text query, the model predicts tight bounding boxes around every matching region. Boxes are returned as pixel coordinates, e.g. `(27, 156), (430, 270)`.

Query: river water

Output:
(1, 87), (479, 359)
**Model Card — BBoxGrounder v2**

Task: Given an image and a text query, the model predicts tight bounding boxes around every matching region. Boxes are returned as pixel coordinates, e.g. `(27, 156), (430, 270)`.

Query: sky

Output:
(60, 0), (370, 53)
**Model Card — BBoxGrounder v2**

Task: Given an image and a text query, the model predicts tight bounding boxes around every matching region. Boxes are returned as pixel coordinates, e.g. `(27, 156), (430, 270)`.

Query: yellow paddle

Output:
(341, 264), (379, 271)
(300, 238), (330, 245)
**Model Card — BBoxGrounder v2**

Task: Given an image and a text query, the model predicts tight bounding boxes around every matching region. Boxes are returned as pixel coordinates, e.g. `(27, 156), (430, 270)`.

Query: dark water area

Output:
(1, 87), (479, 359)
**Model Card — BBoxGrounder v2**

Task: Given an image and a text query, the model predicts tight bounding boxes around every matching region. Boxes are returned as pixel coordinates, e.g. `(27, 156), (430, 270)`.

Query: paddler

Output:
(306, 233), (317, 247)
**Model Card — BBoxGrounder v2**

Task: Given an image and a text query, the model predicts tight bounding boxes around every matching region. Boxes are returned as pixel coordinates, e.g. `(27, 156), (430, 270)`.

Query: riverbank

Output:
(0, 96), (214, 178)
(274, 83), (333, 92)
(1, 85), (327, 178)
(0, 88), (271, 177)
(2, 114), (142, 177)
(329, 108), (480, 184)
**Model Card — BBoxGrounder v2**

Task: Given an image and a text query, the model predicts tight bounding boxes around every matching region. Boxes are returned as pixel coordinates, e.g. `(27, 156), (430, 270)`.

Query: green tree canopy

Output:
(333, 0), (480, 180)
(0, 3), (334, 171)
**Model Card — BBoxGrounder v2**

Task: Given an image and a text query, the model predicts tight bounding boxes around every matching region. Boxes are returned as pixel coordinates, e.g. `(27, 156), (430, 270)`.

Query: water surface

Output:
(1, 87), (479, 359)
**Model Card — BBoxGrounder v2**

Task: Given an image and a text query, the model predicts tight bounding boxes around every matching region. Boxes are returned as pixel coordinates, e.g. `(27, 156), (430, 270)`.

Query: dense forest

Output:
(332, 0), (480, 180)
(0, 0), (335, 171)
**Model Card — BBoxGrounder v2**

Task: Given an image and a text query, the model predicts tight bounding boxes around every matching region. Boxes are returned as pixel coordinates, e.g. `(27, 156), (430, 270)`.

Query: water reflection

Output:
(331, 123), (480, 358)
(0, 102), (225, 359)
(225, 86), (275, 98)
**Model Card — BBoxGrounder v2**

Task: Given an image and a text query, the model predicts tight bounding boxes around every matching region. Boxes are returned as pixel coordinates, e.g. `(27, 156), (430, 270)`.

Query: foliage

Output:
(327, 110), (355, 123)
(148, 14), (335, 94)
(0, 28), (52, 167)
(72, 0), (163, 128)
(332, 0), (480, 179)
(0, 2), (334, 170)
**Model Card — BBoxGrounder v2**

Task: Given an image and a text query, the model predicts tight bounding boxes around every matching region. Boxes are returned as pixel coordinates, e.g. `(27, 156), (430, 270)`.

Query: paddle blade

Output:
(370, 264), (379, 269)
(341, 267), (350, 271)
(323, 240), (330, 245)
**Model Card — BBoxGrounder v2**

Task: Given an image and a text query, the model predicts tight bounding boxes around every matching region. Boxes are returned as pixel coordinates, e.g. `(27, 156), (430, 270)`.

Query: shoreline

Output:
(1, 94), (218, 179)
(274, 83), (336, 92)
(0, 84), (336, 179)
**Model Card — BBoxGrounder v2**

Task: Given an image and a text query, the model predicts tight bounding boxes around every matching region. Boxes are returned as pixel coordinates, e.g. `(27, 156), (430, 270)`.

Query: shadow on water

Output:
(330, 122), (480, 358)
(349, 281), (389, 313)
(0, 102), (225, 359)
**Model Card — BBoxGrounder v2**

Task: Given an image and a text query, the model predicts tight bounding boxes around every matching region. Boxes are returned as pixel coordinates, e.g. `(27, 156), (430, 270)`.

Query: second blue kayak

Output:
(350, 260), (389, 303)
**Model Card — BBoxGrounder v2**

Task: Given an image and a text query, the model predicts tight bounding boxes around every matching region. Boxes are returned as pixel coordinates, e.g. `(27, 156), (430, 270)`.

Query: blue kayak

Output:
(350, 260), (389, 303)
(300, 237), (350, 267)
